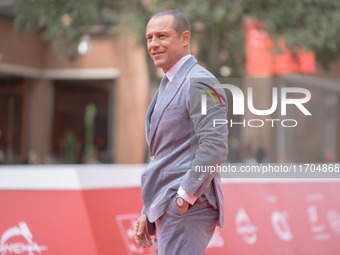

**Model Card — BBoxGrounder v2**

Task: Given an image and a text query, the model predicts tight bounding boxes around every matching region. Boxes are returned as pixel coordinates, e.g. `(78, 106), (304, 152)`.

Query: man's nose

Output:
(148, 37), (159, 48)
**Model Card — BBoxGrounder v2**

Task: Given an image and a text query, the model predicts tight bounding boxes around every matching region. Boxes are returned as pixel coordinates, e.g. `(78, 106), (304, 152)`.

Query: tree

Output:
(248, 0), (340, 70)
(13, 0), (340, 73)
(13, 0), (124, 59)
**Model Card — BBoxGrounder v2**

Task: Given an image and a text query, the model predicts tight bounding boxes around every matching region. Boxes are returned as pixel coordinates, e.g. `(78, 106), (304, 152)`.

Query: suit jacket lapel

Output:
(145, 91), (158, 146)
(149, 56), (197, 150)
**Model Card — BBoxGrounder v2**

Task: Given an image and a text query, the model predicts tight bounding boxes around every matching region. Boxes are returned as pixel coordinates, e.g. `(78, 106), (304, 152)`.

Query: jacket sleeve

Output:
(180, 77), (228, 198)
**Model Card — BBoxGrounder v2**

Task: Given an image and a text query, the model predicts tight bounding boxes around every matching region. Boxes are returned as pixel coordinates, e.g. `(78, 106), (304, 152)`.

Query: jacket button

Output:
(198, 174), (205, 180)
(150, 156), (155, 160)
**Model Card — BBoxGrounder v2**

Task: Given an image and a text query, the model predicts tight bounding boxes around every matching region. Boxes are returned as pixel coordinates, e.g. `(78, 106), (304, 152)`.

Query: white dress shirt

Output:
(164, 54), (198, 205)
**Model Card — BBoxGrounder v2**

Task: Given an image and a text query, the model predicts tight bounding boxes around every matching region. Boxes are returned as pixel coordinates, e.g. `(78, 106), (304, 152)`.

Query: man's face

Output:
(146, 15), (188, 73)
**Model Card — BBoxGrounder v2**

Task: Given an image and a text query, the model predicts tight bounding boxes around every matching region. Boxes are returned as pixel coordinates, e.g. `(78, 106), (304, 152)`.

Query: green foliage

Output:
(12, 0), (340, 71)
(13, 0), (122, 59)
(248, 0), (340, 69)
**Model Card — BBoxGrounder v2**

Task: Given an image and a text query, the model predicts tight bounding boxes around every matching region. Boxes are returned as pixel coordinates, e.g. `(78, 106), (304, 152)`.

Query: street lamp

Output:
(78, 34), (92, 55)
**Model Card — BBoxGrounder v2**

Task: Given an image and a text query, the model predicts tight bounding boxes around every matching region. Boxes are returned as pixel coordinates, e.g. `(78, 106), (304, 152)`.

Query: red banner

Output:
(1, 166), (340, 255)
(246, 20), (315, 75)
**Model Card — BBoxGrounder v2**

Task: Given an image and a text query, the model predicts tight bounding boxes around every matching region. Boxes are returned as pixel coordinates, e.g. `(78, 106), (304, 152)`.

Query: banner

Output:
(246, 20), (315, 75)
(0, 165), (339, 255)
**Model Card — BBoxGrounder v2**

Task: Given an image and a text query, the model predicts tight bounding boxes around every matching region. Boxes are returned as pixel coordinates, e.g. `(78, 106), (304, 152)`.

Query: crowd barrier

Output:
(0, 164), (340, 255)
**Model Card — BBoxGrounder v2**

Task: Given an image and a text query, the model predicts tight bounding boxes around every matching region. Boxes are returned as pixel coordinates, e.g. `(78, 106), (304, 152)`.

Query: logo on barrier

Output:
(207, 228), (225, 248)
(0, 222), (47, 255)
(116, 214), (155, 255)
(271, 211), (293, 241)
(307, 205), (331, 241)
(236, 208), (258, 245)
(327, 210), (340, 235)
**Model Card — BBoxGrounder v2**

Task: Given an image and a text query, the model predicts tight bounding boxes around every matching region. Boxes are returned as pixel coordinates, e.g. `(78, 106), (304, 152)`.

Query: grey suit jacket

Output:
(141, 56), (228, 228)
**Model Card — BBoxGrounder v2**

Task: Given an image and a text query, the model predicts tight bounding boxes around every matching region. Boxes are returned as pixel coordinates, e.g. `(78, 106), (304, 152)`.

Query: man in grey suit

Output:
(134, 9), (228, 255)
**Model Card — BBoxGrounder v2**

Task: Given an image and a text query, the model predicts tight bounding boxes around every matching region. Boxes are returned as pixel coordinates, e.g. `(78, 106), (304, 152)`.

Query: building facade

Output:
(0, 16), (150, 164)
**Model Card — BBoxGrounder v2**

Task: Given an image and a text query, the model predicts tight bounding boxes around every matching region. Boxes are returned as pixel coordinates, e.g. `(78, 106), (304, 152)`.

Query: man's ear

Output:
(181, 30), (191, 47)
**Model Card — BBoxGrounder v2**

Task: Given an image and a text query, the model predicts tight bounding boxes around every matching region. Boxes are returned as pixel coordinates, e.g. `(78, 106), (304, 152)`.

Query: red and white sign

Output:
(1, 165), (340, 255)
(0, 222), (47, 255)
(246, 20), (315, 75)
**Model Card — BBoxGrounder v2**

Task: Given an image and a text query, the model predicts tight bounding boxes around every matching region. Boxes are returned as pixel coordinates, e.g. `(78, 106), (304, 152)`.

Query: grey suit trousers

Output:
(153, 195), (218, 255)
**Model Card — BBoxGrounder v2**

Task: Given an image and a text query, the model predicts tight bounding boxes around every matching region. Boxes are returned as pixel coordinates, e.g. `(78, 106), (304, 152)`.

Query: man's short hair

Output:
(151, 9), (190, 36)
